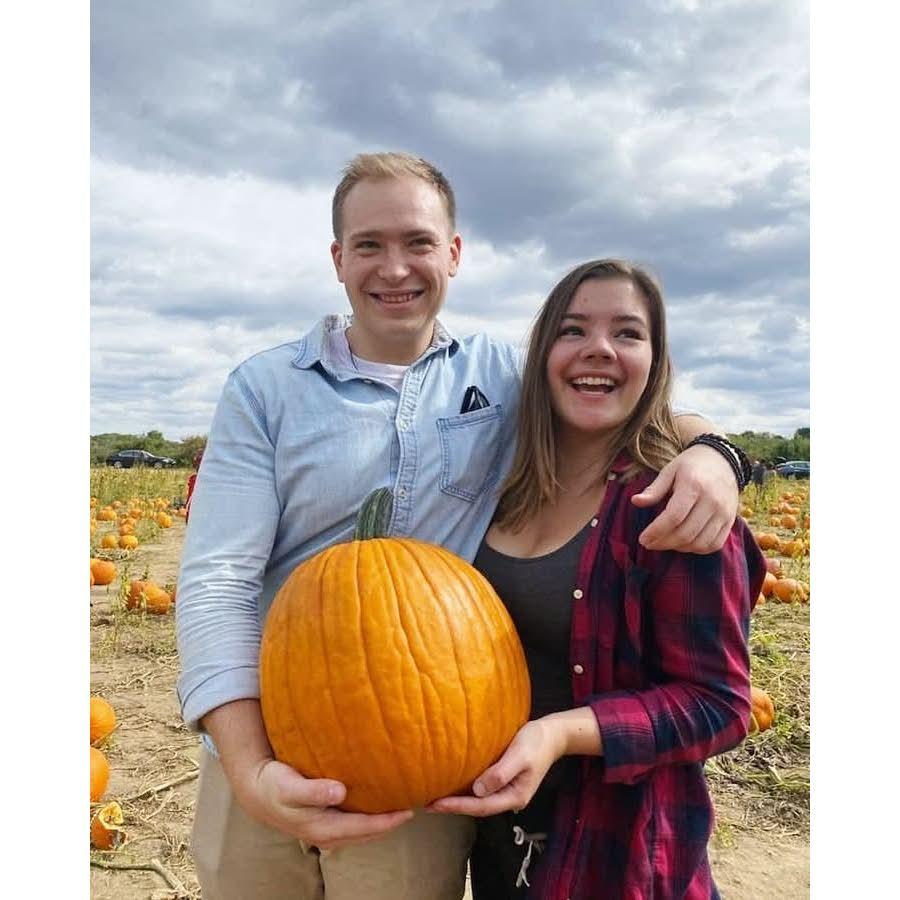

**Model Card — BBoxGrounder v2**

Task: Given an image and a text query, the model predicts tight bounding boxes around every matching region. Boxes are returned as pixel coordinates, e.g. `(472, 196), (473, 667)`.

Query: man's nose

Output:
(377, 247), (412, 281)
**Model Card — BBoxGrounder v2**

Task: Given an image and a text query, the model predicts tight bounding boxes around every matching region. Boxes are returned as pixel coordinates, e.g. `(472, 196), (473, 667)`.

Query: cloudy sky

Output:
(90, 0), (809, 439)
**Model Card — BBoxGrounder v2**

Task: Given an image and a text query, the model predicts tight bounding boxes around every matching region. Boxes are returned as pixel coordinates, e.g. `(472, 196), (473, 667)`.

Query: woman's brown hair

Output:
(495, 259), (682, 531)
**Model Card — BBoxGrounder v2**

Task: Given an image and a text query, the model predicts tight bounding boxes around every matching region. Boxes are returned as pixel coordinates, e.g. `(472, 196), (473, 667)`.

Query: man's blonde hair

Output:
(332, 152), (457, 239)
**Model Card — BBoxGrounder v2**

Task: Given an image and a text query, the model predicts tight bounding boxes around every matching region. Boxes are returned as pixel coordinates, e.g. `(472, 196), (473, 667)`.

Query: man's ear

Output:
(330, 240), (345, 283)
(448, 233), (462, 278)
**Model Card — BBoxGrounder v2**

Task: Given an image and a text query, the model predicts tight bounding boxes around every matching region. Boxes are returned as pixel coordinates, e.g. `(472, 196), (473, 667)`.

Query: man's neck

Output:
(345, 325), (434, 366)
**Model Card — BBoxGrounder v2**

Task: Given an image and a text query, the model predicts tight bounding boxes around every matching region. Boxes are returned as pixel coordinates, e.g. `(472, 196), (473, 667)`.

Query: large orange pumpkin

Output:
(259, 488), (531, 814)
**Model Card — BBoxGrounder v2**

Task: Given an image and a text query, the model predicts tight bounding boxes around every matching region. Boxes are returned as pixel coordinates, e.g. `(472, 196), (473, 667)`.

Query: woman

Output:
(428, 259), (765, 898)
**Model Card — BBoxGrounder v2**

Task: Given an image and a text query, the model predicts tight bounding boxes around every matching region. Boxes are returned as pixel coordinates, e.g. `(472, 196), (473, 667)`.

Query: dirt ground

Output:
(90, 521), (809, 899)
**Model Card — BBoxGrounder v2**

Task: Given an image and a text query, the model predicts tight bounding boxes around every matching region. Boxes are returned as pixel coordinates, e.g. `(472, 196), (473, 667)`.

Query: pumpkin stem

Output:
(354, 488), (394, 540)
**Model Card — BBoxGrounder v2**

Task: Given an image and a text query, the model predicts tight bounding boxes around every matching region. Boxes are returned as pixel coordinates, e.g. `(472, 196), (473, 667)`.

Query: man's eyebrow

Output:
(346, 227), (440, 241)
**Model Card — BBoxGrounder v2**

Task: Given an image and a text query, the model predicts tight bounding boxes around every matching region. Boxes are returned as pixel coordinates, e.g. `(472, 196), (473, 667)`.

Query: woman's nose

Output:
(581, 332), (614, 359)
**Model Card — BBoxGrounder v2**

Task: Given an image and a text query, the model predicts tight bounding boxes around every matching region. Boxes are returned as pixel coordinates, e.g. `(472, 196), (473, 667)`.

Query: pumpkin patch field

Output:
(90, 470), (810, 899)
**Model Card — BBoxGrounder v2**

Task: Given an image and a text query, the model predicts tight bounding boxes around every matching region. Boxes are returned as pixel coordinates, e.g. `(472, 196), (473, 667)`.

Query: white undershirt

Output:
(329, 328), (409, 392)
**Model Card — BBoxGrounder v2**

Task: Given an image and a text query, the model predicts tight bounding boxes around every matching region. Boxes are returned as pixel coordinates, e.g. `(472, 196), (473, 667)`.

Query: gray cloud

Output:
(91, 0), (809, 437)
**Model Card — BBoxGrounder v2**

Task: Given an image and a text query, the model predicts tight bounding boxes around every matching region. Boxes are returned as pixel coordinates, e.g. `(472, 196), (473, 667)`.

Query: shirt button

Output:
(590, 518), (598, 527)
(607, 472), (617, 480)
(363, 379), (373, 384)
(573, 664), (584, 675)
(397, 488), (407, 500)
(573, 588), (583, 599)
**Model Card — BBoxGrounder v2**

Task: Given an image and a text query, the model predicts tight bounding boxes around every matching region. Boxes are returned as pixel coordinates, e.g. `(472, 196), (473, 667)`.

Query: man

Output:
(176, 152), (742, 900)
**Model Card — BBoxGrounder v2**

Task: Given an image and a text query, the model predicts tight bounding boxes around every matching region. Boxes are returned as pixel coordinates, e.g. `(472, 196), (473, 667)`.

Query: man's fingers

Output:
(631, 463), (675, 507)
(307, 808), (415, 848)
(267, 765), (346, 809)
(681, 515), (726, 555)
(638, 494), (695, 548)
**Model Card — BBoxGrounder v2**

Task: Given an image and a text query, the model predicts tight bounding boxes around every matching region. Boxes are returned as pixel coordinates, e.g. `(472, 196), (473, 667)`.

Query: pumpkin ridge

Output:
(355, 539), (411, 807)
(281, 555), (329, 780)
(317, 544), (361, 784)
(431, 541), (530, 778)
(385, 539), (449, 802)
(402, 540), (475, 795)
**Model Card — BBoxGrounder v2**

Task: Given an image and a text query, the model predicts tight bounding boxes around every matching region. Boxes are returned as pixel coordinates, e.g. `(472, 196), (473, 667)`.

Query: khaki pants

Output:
(192, 749), (476, 900)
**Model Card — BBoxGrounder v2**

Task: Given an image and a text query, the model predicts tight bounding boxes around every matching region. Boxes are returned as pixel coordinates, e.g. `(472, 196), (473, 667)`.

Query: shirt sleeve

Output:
(587, 522), (765, 784)
(175, 369), (282, 732)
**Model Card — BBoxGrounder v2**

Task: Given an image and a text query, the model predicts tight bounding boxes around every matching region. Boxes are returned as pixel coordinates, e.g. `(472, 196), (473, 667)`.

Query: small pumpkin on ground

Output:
(748, 686), (776, 734)
(773, 578), (806, 603)
(100, 533), (120, 550)
(260, 488), (531, 814)
(144, 584), (172, 615)
(780, 538), (806, 558)
(756, 533), (781, 552)
(126, 579), (148, 609)
(90, 559), (117, 586)
(90, 747), (110, 803)
(119, 534), (139, 551)
(90, 696), (117, 745)
(91, 801), (126, 850)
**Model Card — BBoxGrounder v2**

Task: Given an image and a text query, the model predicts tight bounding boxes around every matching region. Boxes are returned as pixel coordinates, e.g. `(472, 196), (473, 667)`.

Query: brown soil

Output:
(90, 522), (809, 899)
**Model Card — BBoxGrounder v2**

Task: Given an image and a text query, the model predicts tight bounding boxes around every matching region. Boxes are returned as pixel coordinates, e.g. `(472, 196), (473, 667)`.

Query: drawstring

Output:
(512, 825), (547, 888)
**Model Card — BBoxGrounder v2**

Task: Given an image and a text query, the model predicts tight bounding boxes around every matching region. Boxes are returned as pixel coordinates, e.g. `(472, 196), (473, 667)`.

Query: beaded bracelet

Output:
(685, 433), (752, 491)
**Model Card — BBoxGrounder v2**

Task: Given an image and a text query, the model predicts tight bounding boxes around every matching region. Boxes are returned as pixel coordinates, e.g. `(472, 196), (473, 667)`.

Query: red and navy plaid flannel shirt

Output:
(527, 453), (766, 899)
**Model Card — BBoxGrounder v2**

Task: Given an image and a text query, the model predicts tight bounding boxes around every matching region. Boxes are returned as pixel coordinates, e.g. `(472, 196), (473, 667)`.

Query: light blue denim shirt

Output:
(175, 315), (522, 736)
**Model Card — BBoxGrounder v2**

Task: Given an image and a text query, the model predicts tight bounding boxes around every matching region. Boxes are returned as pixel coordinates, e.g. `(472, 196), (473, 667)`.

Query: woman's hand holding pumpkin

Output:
(426, 717), (568, 817)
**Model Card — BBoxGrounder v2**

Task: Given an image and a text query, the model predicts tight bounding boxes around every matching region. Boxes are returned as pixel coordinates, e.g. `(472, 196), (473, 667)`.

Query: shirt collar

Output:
(610, 449), (636, 476)
(291, 314), (459, 370)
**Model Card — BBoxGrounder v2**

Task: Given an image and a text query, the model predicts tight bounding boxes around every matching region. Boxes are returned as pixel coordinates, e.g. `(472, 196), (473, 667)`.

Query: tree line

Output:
(729, 428), (809, 465)
(91, 427), (810, 469)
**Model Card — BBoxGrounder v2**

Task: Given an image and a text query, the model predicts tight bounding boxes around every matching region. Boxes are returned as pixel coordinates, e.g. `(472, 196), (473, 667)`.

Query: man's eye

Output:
(355, 241), (378, 250)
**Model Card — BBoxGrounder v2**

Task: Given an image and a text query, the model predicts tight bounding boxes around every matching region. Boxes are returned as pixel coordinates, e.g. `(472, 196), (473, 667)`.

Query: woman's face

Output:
(546, 277), (653, 440)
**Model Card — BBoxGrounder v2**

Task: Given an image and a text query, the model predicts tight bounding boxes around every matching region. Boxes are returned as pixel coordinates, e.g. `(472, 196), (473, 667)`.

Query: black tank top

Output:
(472, 520), (592, 828)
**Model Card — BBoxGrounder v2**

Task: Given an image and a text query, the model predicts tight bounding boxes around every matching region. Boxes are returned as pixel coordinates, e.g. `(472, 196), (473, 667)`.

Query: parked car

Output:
(105, 449), (177, 469)
(775, 460), (810, 479)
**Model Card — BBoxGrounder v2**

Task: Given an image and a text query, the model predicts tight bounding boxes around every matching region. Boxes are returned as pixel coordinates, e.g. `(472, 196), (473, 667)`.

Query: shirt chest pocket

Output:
(436, 404), (504, 502)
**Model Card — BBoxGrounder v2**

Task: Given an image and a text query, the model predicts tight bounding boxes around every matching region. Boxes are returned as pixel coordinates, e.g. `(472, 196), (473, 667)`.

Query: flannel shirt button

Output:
(590, 518), (598, 527)
(573, 588), (583, 599)
(607, 472), (616, 480)
(573, 664), (584, 675)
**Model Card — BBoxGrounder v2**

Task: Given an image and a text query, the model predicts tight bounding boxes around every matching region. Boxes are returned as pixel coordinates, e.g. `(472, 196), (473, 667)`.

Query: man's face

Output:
(331, 176), (462, 364)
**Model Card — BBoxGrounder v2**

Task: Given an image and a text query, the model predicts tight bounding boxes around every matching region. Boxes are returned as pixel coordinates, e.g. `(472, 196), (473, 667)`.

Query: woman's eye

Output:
(618, 329), (644, 340)
(558, 325), (583, 337)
